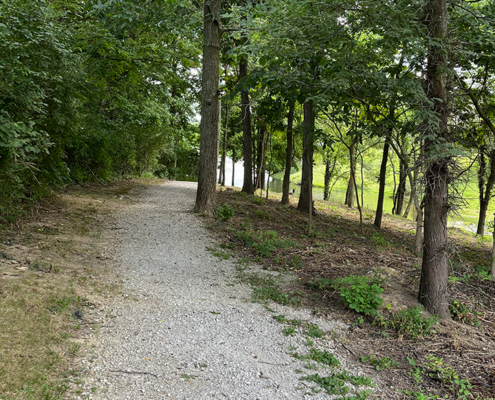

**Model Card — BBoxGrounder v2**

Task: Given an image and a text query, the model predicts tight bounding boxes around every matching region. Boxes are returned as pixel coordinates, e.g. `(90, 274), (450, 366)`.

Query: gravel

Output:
(83, 181), (377, 399)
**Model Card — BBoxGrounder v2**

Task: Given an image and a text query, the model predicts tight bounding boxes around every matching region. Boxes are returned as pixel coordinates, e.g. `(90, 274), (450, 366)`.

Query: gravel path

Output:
(85, 181), (374, 399)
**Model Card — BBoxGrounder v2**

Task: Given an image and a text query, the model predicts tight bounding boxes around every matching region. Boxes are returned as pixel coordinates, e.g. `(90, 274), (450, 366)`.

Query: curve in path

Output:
(88, 181), (360, 400)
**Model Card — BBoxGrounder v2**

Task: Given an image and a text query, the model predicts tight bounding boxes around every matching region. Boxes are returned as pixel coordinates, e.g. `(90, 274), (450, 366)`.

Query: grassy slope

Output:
(273, 156), (492, 226)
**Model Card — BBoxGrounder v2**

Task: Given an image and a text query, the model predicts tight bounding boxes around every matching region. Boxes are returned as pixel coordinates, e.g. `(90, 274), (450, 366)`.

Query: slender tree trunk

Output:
(403, 167), (417, 219)
(394, 160), (407, 215)
(240, 39), (254, 194)
(477, 149), (495, 235)
(232, 147), (236, 187)
(252, 124), (257, 187)
(360, 153), (364, 208)
(266, 127), (273, 200)
(194, 0), (221, 214)
(374, 140), (390, 228)
(324, 155), (337, 201)
(281, 101), (295, 205)
(491, 214), (495, 280)
(415, 193), (424, 256)
(256, 123), (267, 191)
(220, 102), (228, 186)
(418, 0), (451, 319)
(345, 143), (355, 208)
(297, 102), (315, 214)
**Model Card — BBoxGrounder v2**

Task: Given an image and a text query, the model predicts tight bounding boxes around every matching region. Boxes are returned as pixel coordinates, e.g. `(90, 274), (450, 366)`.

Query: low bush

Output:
(388, 306), (438, 338)
(216, 204), (235, 221)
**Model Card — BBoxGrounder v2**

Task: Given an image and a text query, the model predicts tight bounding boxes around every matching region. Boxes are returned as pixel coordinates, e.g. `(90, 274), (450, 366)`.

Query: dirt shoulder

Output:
(0, 179), (159, 400)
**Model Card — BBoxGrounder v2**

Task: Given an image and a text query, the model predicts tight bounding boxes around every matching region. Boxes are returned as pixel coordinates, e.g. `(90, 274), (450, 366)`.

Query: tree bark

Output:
(232, 146), (236, 187)
(281, 102), (295, 205)
(240, 38), (254, 194)
(194, 0), (222, 214)
(491, 213), (495, 280)
(418, 0), (451, 319)
(256, 123), (267, 191)
(344, 142), (355, 208)
(477, 148), (495, 235)
(297, 102), (315, 214)
(394, 159), (407, 215)
(220, 102), (228, 186)
(324, 154), (337, 201)
(374, 140), (390, 228)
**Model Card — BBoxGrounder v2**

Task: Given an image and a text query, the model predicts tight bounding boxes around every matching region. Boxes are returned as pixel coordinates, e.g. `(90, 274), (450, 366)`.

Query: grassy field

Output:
(272, 156), (490, 228)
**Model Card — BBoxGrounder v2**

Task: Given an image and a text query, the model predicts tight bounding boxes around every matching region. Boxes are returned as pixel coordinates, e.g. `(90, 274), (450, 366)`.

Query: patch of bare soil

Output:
(210, 187), (495, 400)
(0, 179), (158, 399)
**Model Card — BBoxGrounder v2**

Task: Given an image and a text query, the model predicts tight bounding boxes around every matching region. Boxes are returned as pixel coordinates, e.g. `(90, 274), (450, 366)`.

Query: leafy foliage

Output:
(388, 306), (438, 338)
(335, 275), (384, 315)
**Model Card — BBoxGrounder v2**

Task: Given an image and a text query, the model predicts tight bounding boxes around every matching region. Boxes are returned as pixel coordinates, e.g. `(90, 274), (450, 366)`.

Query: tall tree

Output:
(281, 101), (296, 205)
(194, 0), (222, 213)
(418, 0), (451, 319)
(297, 101), (315, 214)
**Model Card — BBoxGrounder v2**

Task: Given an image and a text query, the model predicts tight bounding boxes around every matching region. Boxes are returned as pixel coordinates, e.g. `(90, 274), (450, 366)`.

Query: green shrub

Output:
(255, 209), (271, 219)
(307, 348), (341, 367)
(389, 306), (437, 338)
(216, 204), (234, 221)
(337, 275), (384, 315)
(449, 300), (481, 327)
(251, 196), (265, 205)
(371, 232), (388, 248)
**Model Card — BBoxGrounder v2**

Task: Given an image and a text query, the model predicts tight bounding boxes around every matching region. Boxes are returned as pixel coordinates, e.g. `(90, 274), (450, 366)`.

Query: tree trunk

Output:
(403, 166), (417, 219)
(232, 146), (236, 187)
(477, 148), (495, 235)
(345, 142), (355, 208)
(220, 102), (228, 186)
(194, 0), (222, 214)
(240, 37), (254, 194)
(491, 214), (495, 280)
(394, 159), (407, 215)
(281, 101), (295, 205)
(324, 154), (337, 201)
(297, 102), (315, 214)
(374, 140), (390, 228)
(418, 0), (451, 320)
(256, 123), (267, 191)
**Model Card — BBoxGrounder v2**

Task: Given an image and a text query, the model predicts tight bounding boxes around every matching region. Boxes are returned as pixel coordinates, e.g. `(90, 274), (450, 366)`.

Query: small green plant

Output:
(371, 232), (388, 248)
(207, 247), (231, 260)
(48, 297), (72, 313)
(449, 300), (481, 327)
(360, 355), (400, 371)
(423, 355), (472, 399)
(389, 306), (438, 338)
(307, 348), (341, 368)
(308, 277), (333, 291)
(273, 314), (288, 323)
(303, 324), (325, 338)
(407, 357), (425, 384)
(282, 326), (296, 336)
(216, 204), (235, 221)
(402, 390), (440, 400)
(303, 371), (373, 397)
(250, 276), (301, 306)
(251, 196), (266, 205)
(255, 209), (271, 219)
(30, 260), (52, 273)
(337, 275), (384, 315)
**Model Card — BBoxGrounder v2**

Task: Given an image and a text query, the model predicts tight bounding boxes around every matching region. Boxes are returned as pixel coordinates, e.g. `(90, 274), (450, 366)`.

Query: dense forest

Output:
(2, 0), (495, 317)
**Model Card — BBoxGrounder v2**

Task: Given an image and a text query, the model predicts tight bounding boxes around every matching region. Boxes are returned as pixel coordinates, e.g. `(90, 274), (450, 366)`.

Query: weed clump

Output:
(309, 275), (384, 315)
(387, 306), (438, 338)
(216, 204), (234, 221)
